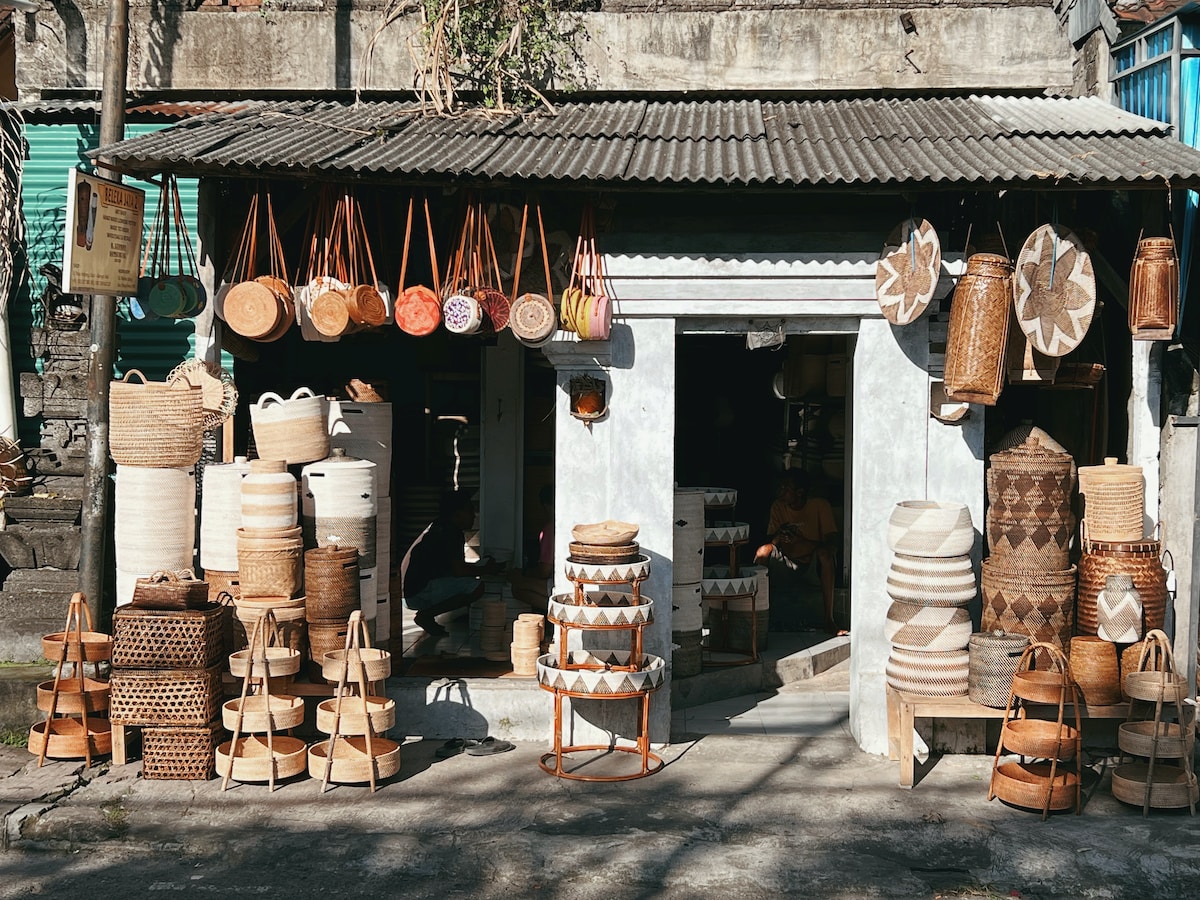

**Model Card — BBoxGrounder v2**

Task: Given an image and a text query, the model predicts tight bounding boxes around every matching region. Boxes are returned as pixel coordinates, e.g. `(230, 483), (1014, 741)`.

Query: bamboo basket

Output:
(228, 646), (302, 680)
(36, 678), (109, 715)
(1011, 669), (1074, 705)
(141, 722), (224, 781)
(305, 545), (360, 621)
(1118, 720), (1192, 759)
(1128, 236), (1179, 340)
(992, 761), (1079, 812)
(943, 253), (1013, 406)
(1077, 458), (1144, 543)
(237, 527), (304, 599)
(1068, 636), (1122, 706)
(1000, 718), (1079, 759)
(42, 630), (112, 663)
(1123, 630), (1189, 703)
(315, 696), (395, 735)
(130, 569), (210, 611)
(1112, 764), (1198, 809)
(1076, 539), (1167, 635)
(307, 735), (402, 782)
(112, 602), (225, 669)
(968, 631), (1030, 708)
(215, 734), (308, 782)
(109, 369), (203, 467)
(28, 717), (113, 760)
(321, 647), (391, 683)
(981, 561), (1076, 660)
(109, 666), (222, 726)
(222, 694), (305, 733)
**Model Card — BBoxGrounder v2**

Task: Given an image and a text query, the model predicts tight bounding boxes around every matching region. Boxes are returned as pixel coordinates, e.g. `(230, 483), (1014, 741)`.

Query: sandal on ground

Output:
(435, 738), (479, 758)
(466, 736), (515, 756)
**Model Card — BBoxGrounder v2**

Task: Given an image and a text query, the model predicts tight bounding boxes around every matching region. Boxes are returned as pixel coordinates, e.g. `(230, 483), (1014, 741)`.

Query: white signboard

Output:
(61, 169), (145, 296)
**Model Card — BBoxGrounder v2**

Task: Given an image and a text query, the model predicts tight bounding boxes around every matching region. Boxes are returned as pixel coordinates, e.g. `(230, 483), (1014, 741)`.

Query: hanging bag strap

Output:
(424, 196), (441, 296)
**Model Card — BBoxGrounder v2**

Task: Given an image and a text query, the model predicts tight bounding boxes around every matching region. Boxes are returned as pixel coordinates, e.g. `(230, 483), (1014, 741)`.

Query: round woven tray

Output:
(316, 696), (396, 735)
(216, 735), (308, 782)
(307, 735), (402, 783)
(992, 761), (1078, 812)
(36, 679), (109, 715)
(222, 694), (305, 733)
(1010, 670), (1073, 705)
(1001, 718), (1078, 759)
(41, 632), (113, 663)
(321, 647), (392, 683)
(228, 647), (302, 679)
(1112, 763), (1199, 809)
(1124, 671), (1189, 703)
(28, 717), (113, 759)
(1118, 721), (1192, 759)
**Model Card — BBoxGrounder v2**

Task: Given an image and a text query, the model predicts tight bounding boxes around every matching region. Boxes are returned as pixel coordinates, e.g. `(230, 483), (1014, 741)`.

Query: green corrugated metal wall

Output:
(15, 122), (200, 396)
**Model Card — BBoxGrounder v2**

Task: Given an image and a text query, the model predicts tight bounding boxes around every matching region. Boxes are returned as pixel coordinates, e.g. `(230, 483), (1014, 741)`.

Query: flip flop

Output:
(435, 738), (479, 759)
(466, 736), (514, 756)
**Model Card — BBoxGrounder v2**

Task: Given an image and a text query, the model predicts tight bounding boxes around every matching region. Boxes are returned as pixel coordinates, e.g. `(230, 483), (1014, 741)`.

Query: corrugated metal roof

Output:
(92, 94), (1200, 189)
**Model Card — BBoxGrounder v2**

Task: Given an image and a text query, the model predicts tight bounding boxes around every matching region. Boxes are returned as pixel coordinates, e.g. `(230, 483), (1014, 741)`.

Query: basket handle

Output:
(1017, 641), (1073, 680)
(1135, 628), (1176, 680)
(147, 570), (181, 584)
(289, 387), (317, 402)
(121, 369), (148, 385)
(254, 391), (286, 409)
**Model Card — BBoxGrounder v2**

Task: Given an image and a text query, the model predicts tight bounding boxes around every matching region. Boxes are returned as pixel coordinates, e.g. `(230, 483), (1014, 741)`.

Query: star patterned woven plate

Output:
(1014, 224), (1096, 357)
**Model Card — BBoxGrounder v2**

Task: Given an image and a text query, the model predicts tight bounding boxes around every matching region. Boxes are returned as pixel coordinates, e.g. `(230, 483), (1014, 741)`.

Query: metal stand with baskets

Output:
(988, 642), (1082, 819)
(29, 593), (112, 767)
(701, 492), (760, 667)
(1113, 630), (1198, 815)
(218, 610), (306, 791)
(309, 611), (399, 792)
(539, 553), (664, 782)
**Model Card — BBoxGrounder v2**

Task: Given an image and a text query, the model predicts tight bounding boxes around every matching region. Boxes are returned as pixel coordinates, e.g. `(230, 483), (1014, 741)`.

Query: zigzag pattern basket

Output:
(886, 554), (976, 607)
(981, 560), (1076, 662)
(885, 601), (972, 651)
(885, 647), (969, 697)
(1076, 540), (1166, 636)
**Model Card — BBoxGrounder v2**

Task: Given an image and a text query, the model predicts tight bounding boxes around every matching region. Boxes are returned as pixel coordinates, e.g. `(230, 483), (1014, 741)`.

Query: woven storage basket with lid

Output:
(943, 253), (1013, 406)
(240, 459), (297, 531)
(968, 631), (1030, 708)
(109, 369), (203, 467)
(1128, 236), (1179, 340)
(1077, 458), (1144, 544)
(1076, 538), (1167, 635)
(304, 544), (360, 622)
(986, 436), (1075, 571)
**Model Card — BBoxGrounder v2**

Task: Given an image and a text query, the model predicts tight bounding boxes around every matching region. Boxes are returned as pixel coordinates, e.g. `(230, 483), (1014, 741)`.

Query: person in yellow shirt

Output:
(754, 469), (846, 635)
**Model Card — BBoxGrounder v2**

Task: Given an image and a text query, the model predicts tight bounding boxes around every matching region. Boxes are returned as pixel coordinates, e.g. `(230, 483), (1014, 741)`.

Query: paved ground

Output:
(3, 662), (1200, 899)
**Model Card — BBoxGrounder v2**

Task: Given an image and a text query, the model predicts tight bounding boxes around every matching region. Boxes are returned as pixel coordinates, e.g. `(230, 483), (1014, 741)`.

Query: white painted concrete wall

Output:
(480, 337), (524, 562)
(1158, 417), (1198, 694)
(1129, 341), (1164, 540)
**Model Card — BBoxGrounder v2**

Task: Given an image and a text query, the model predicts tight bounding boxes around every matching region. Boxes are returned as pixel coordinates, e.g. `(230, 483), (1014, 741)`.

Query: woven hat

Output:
(875, 218), (942, 326)
(1014, 224), (1096, 357)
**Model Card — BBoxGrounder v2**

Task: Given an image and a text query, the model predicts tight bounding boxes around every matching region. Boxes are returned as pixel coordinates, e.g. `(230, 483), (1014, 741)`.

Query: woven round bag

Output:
(510, 292), (558, 345)
(884, 601), (972, 651)
(885, 553), (976, 607)
(968, 631), (1030, 708)
(886, 647), (969, 697)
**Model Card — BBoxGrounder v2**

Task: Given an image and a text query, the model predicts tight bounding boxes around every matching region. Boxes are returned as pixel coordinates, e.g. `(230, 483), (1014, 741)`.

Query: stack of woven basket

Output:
(884, 501), (976, 697)
(981, 437), (1077, 665)
(109, 370), (204, 606)
(511, 614), (544, 676)
(1075, 457), (1168, 704)
(110, 583), (226, 780)
(303, 544), (360, 680)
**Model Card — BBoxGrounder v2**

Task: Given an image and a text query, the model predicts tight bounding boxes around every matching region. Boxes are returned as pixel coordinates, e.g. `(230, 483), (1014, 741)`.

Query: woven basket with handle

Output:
(109, 369), (203, 467)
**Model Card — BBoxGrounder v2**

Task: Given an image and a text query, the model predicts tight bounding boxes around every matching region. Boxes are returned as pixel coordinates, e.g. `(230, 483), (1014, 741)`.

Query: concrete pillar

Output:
(849, 317), (931, 756)
(1128, 341), (1164, 537)
(544, 319), (675, 746)
(1159, 416), (1198, 692)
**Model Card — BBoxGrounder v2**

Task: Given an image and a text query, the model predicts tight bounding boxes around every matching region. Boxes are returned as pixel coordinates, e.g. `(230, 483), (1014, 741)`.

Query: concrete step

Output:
(671, 632), (850, 710)
(0, 664), (51, 735)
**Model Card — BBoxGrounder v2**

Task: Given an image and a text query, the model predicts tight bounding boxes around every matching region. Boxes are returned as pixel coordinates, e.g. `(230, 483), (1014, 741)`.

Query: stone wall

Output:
(17, 3), (1075, 96)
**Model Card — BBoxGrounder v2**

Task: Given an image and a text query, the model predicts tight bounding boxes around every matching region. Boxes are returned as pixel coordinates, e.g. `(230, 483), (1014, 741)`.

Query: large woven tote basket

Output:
(109, 369), (203, 467)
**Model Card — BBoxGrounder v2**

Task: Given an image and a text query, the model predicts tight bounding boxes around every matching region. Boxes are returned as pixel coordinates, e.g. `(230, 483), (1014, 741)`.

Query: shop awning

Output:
(89, 94), (1200, 190)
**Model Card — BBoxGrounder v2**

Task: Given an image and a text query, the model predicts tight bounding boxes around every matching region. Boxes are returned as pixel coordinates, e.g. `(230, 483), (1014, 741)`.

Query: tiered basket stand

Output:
(540, 553), (664, 781)
(1112, 629), (1198, 815)
(701, 487), (758, 666)
(30, 593), (113, 767)
(217, 610), (306, 791)
(309, 610), (399, 792)
(988, 642), (1082, 819)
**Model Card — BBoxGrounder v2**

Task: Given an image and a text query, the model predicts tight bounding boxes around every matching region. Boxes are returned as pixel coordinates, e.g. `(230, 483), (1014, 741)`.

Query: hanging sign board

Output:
(61, 168), (145, 296)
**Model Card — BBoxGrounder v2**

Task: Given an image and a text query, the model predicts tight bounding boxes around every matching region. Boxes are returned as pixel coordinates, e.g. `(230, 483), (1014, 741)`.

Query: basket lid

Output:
(989, 435), (1073, 470)
(1078, 457), (1142, 483)
(875, 217), (942, 326)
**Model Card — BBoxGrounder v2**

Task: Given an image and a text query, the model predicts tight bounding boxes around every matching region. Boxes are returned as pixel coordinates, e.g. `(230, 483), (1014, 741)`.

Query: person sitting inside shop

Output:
(753, 468), (847, 636)
(401, 490), (501, 638)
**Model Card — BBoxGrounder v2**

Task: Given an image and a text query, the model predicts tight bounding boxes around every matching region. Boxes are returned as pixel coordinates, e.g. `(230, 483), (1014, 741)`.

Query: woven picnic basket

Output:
(109, 666), (222, 726)
(130, 569), (210, 611)
(112, 602), (225, 669)
(109, 369), (203, 467)
(943, 253), (1013, 406)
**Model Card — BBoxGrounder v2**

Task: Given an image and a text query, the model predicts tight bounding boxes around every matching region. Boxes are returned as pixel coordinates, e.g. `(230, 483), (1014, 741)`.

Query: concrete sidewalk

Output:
(2, 664), (1199, 899)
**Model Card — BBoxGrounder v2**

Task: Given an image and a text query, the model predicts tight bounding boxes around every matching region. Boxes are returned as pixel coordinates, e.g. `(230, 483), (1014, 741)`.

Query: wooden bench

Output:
(886, 685), (1127, 788)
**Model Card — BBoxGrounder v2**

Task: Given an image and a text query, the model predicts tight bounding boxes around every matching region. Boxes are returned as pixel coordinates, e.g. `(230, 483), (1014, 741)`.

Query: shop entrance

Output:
(674, 332), (853, 642)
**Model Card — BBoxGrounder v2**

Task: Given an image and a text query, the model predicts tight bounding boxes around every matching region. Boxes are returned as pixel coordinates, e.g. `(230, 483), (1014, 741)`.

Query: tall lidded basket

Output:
(1128, 236), (1178, 341)
(944, 253), (1014, 406)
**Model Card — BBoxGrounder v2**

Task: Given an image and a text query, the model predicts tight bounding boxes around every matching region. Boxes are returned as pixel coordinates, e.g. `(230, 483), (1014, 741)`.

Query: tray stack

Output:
(884, 501), (975, 697)
(988, 642), (1082, 819)
(30, 593), (112, 768)
(1112, 630), (1197, 815)
(671, 487), (707, 679)
(110, 596), (227, 780)
(700, 485), (763, 663)
(309, 611), (400, 792)
(541, 520), (663, 781)
(217, 610), (305, 791)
